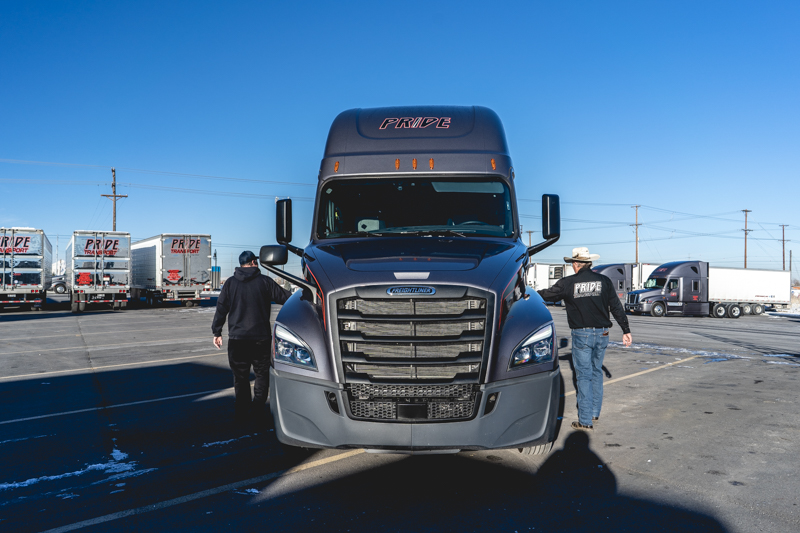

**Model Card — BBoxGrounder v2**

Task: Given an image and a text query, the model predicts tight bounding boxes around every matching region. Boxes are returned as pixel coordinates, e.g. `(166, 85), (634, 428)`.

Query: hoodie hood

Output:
(306, 237), (522, 294)
(233, 266), (262, 282)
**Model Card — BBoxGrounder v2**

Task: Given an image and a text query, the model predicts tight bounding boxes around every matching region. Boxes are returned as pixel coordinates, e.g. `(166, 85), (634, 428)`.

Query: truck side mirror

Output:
(542, 194), (560, 240)
(260, 245), (288, 266)
(276, 198), (293, 244)
(524, 194), (561, 258)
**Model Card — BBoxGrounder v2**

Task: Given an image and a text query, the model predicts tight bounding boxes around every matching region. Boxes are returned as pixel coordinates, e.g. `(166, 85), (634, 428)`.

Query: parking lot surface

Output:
(1, 300), (798, 532)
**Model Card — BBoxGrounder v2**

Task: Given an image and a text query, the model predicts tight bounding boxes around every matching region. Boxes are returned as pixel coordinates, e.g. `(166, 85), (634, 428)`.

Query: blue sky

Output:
(1, 1), (798, 280)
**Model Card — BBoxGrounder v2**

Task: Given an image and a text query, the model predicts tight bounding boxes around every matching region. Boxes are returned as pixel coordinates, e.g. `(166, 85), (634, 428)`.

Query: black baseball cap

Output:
(239, 250), (258, 265)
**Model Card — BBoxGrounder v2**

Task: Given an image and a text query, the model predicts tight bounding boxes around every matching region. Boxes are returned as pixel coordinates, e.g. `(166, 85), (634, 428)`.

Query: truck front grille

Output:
(627, 294), (639, 305)
(334, 292), (490, 422)
(346, 383), (480, 421)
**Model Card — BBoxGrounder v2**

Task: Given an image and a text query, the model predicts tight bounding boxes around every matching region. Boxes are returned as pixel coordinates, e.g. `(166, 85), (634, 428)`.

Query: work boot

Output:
(571, 421), (594, 431)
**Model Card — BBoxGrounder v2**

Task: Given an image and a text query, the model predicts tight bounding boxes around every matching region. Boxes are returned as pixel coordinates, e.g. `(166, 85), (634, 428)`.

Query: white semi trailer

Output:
(526, 262), (569, 292)
(131, 234), (212, 307)
(0, 227), (52, 310)
(65, 230), (131, 313)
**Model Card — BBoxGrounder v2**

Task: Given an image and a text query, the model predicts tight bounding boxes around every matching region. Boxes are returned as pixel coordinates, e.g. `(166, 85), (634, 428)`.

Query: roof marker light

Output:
(429, 158), (434, 170)
(395, 158), (400, 170)
(412, 158), (417, 170)
(491, 158), (496, 170)
(334, 161), (339, 172)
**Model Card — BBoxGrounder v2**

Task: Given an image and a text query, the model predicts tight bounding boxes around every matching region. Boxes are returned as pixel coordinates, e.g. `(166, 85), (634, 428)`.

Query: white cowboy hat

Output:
(564, 247), (600, 263)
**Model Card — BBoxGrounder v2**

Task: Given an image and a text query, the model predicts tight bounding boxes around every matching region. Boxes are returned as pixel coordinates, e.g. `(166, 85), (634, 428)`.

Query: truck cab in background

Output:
(260, 106), (562, 455)
(592, 263), (658, 303)
(625, 260), (791, 318)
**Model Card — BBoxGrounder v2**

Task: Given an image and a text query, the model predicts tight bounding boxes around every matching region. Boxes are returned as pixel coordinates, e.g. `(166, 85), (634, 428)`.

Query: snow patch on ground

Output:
(202, 435), (252, 448)
(0, 447), (155, 492)
(0, 435), (50, 446)
(767, 361), (800, 367)
(234, 488), (260, 495)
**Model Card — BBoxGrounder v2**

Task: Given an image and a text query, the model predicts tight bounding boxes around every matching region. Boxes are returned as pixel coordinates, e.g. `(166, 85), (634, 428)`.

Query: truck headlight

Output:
(273, 324), (317, 371)
(509, 323), (554, 370)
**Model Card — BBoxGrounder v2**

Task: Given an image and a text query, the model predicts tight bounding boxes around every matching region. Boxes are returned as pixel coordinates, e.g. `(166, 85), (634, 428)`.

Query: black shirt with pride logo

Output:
(538, 266), (631, 334)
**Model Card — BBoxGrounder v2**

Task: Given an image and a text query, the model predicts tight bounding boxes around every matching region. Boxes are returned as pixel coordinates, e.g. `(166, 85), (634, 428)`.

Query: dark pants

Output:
(227, 338), (271, 417)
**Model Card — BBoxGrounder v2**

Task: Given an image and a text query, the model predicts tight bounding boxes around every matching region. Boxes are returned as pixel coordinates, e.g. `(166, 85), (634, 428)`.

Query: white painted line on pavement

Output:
(0, 352), (224, 381)
(0, 336), (209, 356)
(563, 354), (703, 397)
(40, 449), (366, 533)
(0, 387), (232, 425)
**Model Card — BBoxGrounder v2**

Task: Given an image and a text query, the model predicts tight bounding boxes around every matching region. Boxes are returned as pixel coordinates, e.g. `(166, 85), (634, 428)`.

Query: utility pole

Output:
(742, 209), (752, 268)
(526, 230), (533, 247)
(631, 205), (641, 263)
(101, 168), (128, 231)
(779, 225), (788, 270)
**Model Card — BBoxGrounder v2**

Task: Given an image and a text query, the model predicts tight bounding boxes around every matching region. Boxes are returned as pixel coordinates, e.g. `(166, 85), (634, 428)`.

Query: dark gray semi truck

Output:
(260, 106), (562, 454)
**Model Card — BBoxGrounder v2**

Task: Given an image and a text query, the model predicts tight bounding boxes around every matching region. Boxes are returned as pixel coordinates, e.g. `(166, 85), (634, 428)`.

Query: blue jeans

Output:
(571, 328), (609, 426)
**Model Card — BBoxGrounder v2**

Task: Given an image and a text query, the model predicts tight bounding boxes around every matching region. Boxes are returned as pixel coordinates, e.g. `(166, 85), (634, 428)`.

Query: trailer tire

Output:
(650, 302), (666, 317)
(712, 303), (727, 318)
(518, 442), (554, 456)
(742, 304), (752, 315)
(752, 304), (764, 315)
(184, 300), (194, 307)
(726, 304), (742, 319)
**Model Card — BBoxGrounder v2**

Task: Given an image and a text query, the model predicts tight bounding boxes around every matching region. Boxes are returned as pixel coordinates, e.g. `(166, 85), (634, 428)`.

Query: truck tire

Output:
(726, 304), (742, 319)
(742, 304), (752, 315)
(184, 300), (194, 307)
(650, 302), (666, 317)
(752, 304), (764, 315)
(70, 295), (79, 314)
(78, 300), (86, 312)
(55, 284), (66, 294)
(712, 303), (727, 318)
(518, 442), (554, 456)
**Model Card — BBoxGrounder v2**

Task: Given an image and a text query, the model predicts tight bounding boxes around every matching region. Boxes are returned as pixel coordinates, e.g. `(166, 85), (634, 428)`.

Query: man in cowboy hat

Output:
(538, 247), (632, 431)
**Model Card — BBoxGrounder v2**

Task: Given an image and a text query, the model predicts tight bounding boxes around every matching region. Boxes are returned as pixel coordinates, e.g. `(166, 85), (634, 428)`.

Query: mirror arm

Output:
(282, 243), (304, 258)
(260, 263), (319, 305)
(518, 235), (560, 261)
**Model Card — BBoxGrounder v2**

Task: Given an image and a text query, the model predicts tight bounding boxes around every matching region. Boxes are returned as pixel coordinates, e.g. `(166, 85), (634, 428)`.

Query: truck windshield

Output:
(317, 178), (514, 239)
(644, 278), (667, 289)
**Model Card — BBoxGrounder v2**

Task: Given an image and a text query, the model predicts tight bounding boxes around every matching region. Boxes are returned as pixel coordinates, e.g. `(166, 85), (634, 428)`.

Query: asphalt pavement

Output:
(0, 300), (798, 532)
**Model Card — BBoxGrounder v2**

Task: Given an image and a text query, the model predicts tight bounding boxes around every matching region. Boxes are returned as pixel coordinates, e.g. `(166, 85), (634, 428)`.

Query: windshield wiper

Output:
(398, 229), (466, 238)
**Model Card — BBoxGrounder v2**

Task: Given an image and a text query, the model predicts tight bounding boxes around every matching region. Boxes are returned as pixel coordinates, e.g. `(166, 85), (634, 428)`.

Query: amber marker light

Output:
(395, 158), (400, 170)
(491, 158), (496, 170)
(334, 161), (339, 172)
(412, 158), (417, 170)
(429, 158), (434, 169)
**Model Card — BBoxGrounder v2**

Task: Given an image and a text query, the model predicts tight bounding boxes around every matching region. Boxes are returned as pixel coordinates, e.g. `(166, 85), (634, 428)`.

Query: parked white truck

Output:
(0, 227), (52, 310)
(65, 230), (131, 313)
(625, 260), (790, 318)
(526, 263), (569, 292)
(131, 234), (212, 307)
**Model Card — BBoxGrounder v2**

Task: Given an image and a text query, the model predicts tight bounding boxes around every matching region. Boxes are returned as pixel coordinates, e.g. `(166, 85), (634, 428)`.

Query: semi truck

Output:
(0, 227), (52, 310)
(259, 105), (562, 455)
(624, 260), (791, 318)
(65, 230), (131, 313)
(131, 234), (212, 307)
(592, 263), (658, 302)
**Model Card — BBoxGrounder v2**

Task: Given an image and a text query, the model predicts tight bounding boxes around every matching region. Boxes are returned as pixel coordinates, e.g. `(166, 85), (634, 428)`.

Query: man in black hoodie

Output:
(212, 250), (292, 421)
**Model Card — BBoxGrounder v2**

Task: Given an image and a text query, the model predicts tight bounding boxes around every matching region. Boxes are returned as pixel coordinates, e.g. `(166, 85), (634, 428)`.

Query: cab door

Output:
(664, 278), (682, 312)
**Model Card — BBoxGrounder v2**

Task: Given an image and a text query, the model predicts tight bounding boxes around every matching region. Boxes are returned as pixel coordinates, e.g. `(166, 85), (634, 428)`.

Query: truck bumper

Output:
(270, 366), (561, 452)
(625, 302), (652, 313)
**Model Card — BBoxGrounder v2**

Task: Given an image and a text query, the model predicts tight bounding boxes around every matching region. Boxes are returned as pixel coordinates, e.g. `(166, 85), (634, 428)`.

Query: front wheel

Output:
(55, 285), (66, 294)
(518, 442), (554, 456)
(650, 302), (666, 317)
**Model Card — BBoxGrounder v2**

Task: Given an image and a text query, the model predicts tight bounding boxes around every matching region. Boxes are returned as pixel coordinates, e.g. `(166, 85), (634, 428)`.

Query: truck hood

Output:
(306, 238), (520, 293)
(629, 288), (662, 299)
